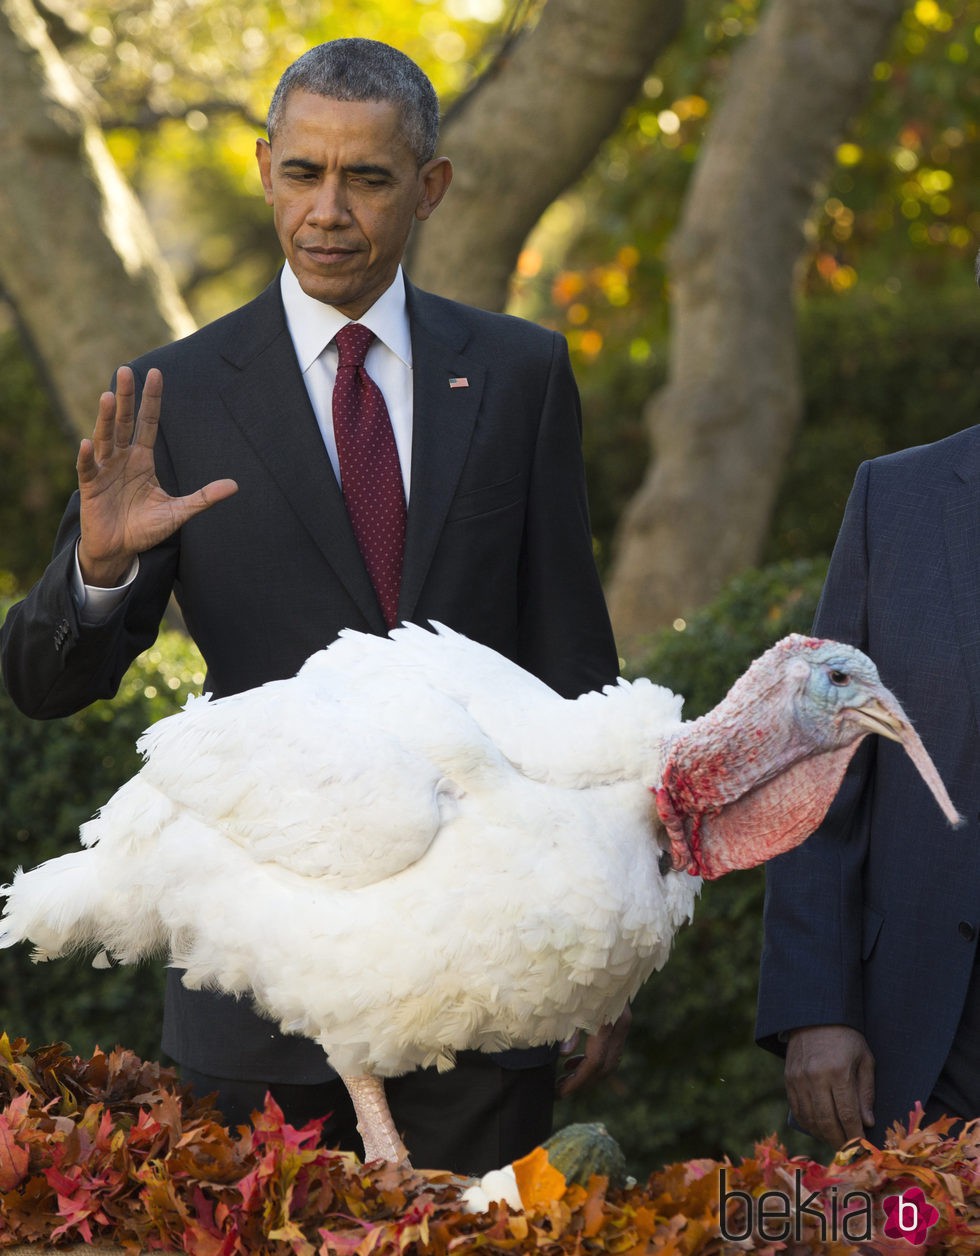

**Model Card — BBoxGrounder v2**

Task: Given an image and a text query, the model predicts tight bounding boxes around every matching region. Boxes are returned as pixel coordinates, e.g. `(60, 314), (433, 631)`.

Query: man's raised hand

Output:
(76, 366), (238, 586)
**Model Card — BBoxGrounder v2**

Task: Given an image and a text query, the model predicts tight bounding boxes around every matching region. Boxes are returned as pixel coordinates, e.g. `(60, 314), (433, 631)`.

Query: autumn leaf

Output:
(4, 1037), (980, 1254)
(0, 1111), (30, 1190)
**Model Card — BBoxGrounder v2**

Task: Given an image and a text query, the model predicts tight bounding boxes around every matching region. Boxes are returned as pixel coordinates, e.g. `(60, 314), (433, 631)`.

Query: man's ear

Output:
(256, 138), (274, 206)
(415, 157), (453, 221)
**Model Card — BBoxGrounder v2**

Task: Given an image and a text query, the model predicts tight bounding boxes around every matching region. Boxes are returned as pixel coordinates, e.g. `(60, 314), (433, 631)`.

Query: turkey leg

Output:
(340, 1073), (410, 1164)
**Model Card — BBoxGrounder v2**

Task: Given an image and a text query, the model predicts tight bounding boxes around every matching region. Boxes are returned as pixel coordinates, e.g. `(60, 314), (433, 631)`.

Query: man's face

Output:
(256, 91), (451, 318)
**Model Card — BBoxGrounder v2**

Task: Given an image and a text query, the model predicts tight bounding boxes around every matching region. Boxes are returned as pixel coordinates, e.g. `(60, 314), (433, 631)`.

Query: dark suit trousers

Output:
(180, 1051), (555, 1175)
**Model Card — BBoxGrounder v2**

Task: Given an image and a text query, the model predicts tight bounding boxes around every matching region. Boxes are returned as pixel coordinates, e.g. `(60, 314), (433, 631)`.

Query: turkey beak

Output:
(845, 695), (963, 827)
(844, 696), (906, 744)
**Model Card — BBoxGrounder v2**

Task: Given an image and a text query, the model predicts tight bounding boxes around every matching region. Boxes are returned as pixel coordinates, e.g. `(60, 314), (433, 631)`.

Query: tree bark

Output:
(408, 0), (684, 312)
(0, 0), (194, 440)
(606, 0), (905, 651)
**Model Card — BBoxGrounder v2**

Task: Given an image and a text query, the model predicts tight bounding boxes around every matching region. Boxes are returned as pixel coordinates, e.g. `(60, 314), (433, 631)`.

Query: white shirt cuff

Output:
(72, 543), (139, 625)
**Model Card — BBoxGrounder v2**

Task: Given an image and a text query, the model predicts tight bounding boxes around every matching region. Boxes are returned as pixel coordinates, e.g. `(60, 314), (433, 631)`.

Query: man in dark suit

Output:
(1, 38), (624, 1172)
(756, 398), (980, 1147)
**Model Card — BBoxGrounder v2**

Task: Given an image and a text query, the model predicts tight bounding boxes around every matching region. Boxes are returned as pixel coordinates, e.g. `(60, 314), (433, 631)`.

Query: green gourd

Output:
(541, 1123), (628, 1189)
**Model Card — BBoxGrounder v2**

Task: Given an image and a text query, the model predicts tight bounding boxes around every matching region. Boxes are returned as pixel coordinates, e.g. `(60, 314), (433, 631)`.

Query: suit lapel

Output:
(217, 281), (386, 631)
(944, 438), (980, 741)
(399, 283), (485, 623)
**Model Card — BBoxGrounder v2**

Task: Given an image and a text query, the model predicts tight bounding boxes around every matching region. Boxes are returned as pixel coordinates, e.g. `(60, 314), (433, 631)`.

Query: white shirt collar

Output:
(279, 263), (412, 371)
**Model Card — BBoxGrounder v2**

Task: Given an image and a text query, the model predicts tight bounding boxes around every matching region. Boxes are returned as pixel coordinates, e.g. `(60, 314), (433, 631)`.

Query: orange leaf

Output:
(512, 1145), (566, 1209)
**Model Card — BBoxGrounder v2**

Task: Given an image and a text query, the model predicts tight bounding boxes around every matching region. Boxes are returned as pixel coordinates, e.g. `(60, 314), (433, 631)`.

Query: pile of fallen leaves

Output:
(1, 1035), (979, 1254)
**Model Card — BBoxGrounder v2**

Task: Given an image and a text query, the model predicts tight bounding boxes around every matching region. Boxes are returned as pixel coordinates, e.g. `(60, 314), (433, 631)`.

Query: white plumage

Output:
(0, 623), (958, 1163)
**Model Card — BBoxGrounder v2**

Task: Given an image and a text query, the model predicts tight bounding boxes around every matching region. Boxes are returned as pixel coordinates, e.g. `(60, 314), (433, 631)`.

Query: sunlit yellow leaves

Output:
(548, 245), (642, 358)
(552, 270), (585, 306)
(516, 248), (542, 279)
(913, 0), (954, 30)
(814, 254), (858, 293)
(673, 96), (709, 121)
(835, 142), (863, 167)
(657, 109), (681, 136)
(891, 145), (919, 171)
(919, 167), (954, 193)
(572, 329), (603, 360)
(824, 198), (855, 243)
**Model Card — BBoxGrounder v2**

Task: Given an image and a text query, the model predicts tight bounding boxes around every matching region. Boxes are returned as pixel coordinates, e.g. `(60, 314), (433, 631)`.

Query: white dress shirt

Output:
(73, 264), (415, 622)
(280, 261), (414, 500)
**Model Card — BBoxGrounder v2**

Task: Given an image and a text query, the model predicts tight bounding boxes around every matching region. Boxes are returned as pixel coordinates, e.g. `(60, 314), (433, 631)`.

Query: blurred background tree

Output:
(0, 0), (978, 1177)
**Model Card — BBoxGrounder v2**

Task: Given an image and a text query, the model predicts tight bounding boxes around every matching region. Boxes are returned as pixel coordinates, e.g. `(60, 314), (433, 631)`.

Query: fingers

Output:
(76, 437), (97, 485)
(88, 366), (164, 463)
(556, 1051), (598, 1099)
(556, 1008), (632, 1099)
(132, 367), (163, 449)
(785, 1025), (875, 1148)
(112, 366), (138, 448)
(174, 478), (239, 525)
(91, 385), (123, 464)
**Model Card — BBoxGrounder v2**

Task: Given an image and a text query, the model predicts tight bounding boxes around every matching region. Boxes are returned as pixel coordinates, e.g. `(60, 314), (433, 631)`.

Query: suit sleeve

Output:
(755, 460), (876, 1051)
(514, 333), (619, 698)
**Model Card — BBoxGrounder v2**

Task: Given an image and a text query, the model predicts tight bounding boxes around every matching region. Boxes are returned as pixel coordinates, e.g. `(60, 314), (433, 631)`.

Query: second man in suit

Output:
(756, 415), (980, 1148)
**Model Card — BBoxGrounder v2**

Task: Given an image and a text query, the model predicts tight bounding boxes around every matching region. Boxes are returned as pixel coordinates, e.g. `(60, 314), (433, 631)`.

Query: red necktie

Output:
(332, 323), (406, 629)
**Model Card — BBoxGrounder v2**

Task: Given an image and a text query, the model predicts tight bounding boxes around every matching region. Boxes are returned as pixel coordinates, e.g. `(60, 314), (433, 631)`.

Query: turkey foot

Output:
(341, 1072), (410, 1164)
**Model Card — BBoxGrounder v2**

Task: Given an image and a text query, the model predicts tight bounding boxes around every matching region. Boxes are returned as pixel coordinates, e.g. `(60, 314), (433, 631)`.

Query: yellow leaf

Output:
(513, 1145), (567, 1209)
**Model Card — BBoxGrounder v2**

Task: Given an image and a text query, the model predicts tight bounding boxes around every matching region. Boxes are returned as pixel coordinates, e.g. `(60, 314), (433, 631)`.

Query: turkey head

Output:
(656, 635), (961, 881)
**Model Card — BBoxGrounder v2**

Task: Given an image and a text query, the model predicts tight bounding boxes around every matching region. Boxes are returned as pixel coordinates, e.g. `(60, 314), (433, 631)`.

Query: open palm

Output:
(77, 366), (238, 586)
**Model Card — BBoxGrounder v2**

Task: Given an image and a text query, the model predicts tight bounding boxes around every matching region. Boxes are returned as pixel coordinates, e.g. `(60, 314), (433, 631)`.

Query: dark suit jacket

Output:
(756, 428), (980, 1142)
(1, 274), (619, 1083)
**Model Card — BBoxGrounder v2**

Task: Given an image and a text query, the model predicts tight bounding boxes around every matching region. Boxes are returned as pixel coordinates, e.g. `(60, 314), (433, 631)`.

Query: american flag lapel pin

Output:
(449, 376), (469, 389)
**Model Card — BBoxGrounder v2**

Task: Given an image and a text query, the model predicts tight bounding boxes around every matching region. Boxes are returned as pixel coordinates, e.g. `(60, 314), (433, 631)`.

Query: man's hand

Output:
(785, 1024), (875, 1148)
(556, 1005), (632, 1099)
(77, 366), (238, 586)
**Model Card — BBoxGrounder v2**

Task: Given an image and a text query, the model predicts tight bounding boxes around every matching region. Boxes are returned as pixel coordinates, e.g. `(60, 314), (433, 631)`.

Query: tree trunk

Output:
(0, 0), (194, 440)
(408, 0), (684, 312)
(606, 0), (905, 652)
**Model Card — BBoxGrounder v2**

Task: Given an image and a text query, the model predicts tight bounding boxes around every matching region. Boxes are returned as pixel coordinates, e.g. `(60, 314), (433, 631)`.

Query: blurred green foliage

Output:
(581, 284), (980, 576)
(517, 0), (980, 360)
(556, 558), (830, 1174)
(0, 612), (206, 1062)
(767, 287), (980, 564)
(0, 331), (79, 590)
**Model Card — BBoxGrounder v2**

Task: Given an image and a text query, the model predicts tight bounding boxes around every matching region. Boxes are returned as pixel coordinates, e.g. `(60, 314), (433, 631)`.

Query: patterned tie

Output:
(332, 323), (406, 629)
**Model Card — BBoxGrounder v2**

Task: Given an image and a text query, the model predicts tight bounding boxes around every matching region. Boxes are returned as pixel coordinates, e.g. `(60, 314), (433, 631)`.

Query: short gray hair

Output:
(266, 38), (440, 165)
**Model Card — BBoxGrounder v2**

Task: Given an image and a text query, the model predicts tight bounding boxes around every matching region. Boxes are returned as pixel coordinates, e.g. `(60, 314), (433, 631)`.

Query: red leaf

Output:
(0, 1112), (30, 1190)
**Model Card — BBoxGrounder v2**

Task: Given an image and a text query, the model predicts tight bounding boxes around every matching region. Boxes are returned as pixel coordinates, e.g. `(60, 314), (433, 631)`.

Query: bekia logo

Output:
(720, 1170), (940, 1245)
(882, 1187), (940, 1244)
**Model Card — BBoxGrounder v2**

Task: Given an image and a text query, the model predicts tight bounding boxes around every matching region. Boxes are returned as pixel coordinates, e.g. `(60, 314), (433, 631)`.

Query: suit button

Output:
(958, 921), (976, 941)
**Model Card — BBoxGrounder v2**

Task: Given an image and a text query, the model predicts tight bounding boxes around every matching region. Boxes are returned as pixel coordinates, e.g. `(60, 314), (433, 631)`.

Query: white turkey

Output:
(0, 625), (959, 1165)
